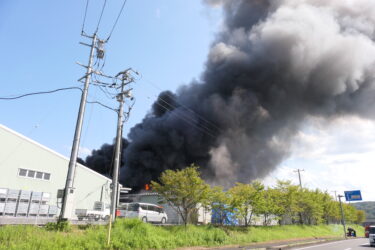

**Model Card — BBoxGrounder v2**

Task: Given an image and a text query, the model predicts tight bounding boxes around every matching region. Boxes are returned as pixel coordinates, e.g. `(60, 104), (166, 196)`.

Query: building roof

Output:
(0, 124), (112, 182)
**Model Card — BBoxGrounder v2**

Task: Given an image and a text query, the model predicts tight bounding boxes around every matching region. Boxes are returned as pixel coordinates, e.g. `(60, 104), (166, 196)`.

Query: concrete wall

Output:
(0, 124), (112, 218)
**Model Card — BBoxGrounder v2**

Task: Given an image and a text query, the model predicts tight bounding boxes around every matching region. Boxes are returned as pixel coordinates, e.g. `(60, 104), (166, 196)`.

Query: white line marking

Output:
(293, 238), (366, 250)
(292, 238), (366, 250)
(293, 240), (347, 250)
(344, 248), (351, 250)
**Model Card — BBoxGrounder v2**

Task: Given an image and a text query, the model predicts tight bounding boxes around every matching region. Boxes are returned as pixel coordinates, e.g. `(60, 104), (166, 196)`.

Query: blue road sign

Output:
(344, 190), (362, 201)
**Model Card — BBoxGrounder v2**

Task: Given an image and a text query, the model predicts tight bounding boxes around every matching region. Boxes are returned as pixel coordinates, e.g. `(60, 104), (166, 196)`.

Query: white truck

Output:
(75, 201), (110, 221)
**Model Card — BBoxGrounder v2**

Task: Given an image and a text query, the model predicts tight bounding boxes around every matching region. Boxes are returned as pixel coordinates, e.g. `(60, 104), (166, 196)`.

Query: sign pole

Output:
(338, 195), (347, 239)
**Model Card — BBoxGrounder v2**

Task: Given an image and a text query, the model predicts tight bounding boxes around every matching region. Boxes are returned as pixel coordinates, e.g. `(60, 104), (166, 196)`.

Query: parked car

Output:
(75, 201), (110, 221)
(366, 225), (371, 238)
(122, 202), (168, 224)
(369, 226), (375, 247)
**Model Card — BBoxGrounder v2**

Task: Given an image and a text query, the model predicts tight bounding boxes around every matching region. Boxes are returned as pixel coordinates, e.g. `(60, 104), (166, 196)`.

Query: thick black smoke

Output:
(85, 138), (129, 177)
(89, 0), (375, 190)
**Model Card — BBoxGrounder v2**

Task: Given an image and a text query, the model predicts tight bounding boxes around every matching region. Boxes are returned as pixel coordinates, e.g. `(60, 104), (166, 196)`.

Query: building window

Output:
(28, 170), (35, 178)
(36, 172), (43, 179)
(18, 168), (51, 181)
(19, 169), (27, 177)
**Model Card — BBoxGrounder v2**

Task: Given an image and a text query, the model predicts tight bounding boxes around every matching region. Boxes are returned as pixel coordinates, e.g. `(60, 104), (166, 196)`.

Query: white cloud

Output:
(263, 116), (375, 201)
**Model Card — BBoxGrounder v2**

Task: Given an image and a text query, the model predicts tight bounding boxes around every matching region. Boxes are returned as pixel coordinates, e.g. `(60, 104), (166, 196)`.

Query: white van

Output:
(125, 202), (168, 224)
(369, 225), (375, 247)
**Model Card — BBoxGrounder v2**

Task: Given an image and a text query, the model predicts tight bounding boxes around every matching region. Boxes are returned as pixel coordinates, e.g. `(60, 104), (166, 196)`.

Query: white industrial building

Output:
(0, 124), (113, 220)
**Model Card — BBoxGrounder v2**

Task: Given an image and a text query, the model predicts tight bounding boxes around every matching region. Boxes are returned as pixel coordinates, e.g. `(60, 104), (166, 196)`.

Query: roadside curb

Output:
(266, 237), (344, 250)
(178, 236), (364, 250)
(187, 237), (347, 250)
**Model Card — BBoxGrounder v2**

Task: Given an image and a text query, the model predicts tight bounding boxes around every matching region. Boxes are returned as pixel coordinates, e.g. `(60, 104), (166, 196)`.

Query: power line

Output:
(0, 87), (83, 100)
(141, 79), (220, 137)
(147, 92), (219, 138)
(87, 100), (117, 112)
(157, 96), (219, 136)
(153, 101), (217, 139)
(106, 0), (128, 41)
(95, 0), (108, 33)
(142, 76), (223, 134)
(81, 0), (90, 34)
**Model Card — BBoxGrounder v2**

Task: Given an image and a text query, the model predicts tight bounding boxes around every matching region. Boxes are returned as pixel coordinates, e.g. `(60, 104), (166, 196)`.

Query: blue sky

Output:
(1, 1), (375, 201)
(0, 0), (221, 157)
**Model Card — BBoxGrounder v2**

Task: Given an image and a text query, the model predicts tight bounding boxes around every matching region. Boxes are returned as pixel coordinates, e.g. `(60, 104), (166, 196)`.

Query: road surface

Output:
(290, 238), (370, 250)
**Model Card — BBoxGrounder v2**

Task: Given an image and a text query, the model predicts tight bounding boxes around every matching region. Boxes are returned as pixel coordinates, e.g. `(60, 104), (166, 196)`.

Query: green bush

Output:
(45, 220), (71, 232)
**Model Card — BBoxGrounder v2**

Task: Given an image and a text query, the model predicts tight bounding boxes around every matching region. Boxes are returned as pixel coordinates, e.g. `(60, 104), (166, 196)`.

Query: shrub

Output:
(45, 221), (71, 232)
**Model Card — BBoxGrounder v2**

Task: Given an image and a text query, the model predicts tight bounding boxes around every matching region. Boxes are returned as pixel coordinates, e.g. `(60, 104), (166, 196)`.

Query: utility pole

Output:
(60, 33), (100, 220)
(338, 195), (347, 239)
(110, 69), (134, 222)
(294, 169), (304, 188)
(332, 190), (338, 201)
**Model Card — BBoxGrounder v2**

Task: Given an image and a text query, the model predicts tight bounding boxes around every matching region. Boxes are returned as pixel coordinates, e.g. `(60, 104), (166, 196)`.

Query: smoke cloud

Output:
(85, 138), (129, 177)
(88, 0), (375, 190)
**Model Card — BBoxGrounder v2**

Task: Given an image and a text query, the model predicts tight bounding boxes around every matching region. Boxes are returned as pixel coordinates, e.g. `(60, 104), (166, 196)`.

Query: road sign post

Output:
(338, 195), (347, 239)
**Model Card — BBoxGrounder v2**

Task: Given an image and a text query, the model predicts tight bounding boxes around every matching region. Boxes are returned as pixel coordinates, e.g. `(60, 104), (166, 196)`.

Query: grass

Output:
(0, 219), (364, 250)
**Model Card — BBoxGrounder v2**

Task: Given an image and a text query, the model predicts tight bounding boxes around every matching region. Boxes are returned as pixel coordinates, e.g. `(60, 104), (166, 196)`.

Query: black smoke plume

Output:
(85, 138), (129, 177)
(88, 0), (375, 190)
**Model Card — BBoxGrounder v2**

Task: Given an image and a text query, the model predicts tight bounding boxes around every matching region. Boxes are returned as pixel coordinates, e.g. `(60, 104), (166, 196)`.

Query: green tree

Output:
(321, 193), (340, 224)
(297, 189), (324, 225)
(228, 181), (265, 226)
(343, 204), (358, 224)
(209, 186), (232, 225)
(274, 180), (300, 224)
(355, 210), (366, 224)
(261, 187), (283, 225)
(151, 164), (211, 226)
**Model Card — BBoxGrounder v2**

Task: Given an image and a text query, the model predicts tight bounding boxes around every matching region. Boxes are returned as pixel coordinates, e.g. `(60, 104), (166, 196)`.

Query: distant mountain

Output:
(352, 202), (375, 220)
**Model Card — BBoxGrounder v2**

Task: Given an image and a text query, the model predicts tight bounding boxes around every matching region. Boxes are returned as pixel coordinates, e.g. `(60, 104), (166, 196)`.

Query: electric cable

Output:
(157, 96), (219, 136)
(153, 101), (217, 139)
(98, 85), (115, 99)
(80, 86), (100, 160)
(142, 76), (223, 133)
(106, 0), (128, 41)
(95, 0), (108, 33)
(81, 0), (90, 34)
(146, 92), (219, 137)
(0, 87), (83, 100)
(87, 100), (117, 112)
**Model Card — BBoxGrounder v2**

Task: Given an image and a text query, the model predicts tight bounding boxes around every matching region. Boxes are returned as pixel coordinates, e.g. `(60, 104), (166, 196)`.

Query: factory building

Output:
(0, 124), (112, 219)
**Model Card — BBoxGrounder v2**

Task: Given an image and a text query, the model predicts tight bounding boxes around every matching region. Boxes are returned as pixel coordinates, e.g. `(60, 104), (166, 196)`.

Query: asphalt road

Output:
(290, 238), (371, 250)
